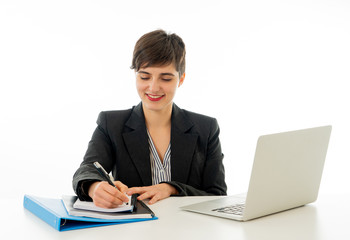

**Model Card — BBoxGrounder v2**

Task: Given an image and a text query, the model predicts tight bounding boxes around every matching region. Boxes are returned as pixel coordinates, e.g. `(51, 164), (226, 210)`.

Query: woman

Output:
(72, 29), (227, 208)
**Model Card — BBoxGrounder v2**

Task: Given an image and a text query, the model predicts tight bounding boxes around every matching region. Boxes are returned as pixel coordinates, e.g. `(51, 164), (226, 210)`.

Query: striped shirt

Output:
(147, 130), (171, 185)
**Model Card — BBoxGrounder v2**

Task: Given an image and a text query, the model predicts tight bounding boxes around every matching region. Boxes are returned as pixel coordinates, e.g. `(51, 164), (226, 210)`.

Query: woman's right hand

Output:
(88, 181), (130, 208)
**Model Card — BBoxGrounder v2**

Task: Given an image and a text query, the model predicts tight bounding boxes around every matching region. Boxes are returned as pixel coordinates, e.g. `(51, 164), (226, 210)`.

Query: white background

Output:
(1, 0), (349, 200)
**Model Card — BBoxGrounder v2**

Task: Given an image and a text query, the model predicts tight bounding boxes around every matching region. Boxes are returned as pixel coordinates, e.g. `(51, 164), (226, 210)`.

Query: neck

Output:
(143, 103), (172, 128)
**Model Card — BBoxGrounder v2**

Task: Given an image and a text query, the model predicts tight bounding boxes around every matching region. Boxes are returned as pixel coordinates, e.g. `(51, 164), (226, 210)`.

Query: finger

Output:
(127, 186), (148, 196)
(94, 186), (123, 205)
(94, 194), (124, 208)
(114, 181), (129, 197)
(105, 184), (130, 203)
(137, 190), (156, 201)
(148, 193), (162, 205)
(93, 192), (124, 208)
(95, 182), (127, 207)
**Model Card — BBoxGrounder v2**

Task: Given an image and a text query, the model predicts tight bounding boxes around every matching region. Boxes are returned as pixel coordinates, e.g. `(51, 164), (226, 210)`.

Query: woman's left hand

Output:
(126, 183), (178, 204)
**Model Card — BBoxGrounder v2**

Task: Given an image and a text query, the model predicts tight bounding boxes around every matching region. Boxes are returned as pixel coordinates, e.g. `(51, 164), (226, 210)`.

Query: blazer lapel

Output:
(171, 104), (198, 183)
(122, 103), (152, 186)
(122, 103), (198, 186)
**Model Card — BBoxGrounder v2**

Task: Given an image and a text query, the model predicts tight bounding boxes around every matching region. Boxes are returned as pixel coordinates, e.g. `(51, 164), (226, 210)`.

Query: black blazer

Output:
(73, 103), (227, 200)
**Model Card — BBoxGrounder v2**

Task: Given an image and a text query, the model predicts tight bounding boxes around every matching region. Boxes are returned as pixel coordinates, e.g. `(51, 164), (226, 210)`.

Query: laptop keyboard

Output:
(212, 204), (245, 216)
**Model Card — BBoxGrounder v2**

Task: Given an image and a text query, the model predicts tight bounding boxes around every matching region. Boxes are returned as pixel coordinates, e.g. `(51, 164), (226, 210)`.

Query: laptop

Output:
(181, 125), (332, 221)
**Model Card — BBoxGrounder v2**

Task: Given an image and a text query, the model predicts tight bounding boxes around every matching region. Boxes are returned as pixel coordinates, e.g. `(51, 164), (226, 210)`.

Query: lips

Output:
(146, 94), (164, 101)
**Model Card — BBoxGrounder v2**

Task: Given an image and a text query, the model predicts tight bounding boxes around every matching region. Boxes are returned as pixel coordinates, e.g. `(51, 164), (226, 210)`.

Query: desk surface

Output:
(1, 194), (349, 239)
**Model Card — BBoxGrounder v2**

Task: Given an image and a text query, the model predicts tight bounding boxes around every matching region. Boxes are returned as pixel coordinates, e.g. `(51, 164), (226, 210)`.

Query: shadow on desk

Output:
(241, 205), (320, 240)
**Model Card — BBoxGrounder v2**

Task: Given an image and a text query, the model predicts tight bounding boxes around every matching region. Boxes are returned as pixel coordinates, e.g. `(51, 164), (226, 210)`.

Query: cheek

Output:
(166, 84), (178, 95)
(136, 81), (146, 93)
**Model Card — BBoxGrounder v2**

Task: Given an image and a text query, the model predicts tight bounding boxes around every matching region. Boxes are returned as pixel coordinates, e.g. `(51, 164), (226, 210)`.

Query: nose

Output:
(148, 78), (160, 92)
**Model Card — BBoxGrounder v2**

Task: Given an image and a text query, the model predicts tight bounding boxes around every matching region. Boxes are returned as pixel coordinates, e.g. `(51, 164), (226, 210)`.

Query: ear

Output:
(178, 72), (185, 87)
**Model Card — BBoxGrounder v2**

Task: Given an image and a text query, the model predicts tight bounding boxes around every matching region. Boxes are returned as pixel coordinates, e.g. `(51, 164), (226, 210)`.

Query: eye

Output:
(162, 78), (173, 81)
(138, 74), (150, 80)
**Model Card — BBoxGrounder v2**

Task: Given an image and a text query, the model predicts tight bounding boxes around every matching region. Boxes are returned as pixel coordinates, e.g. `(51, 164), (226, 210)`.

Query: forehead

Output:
(138, 63), (177, 74)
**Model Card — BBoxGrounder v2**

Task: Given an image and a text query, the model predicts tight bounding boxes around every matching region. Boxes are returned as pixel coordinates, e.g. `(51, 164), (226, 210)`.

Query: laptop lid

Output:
(242, 125), (332, 220)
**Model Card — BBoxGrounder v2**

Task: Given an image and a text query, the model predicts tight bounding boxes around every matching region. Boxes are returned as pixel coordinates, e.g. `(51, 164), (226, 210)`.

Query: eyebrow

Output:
(137, 71), (175, 76)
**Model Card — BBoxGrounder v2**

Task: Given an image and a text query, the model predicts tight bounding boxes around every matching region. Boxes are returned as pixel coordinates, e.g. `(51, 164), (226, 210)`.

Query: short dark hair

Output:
(131, 29), (186, 77)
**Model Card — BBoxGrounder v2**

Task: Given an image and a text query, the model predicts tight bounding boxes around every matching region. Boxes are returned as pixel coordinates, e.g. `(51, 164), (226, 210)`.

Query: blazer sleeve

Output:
(72, 112), (116, 200)
(166, 118), (227, 196)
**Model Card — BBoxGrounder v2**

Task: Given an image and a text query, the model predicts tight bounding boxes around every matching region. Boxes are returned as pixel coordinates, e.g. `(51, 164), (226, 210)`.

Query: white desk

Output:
(1, 194), (349, 240)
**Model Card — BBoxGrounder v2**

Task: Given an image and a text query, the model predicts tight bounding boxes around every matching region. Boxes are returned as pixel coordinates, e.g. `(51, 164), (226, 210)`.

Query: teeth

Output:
(148, 94), (162, 98)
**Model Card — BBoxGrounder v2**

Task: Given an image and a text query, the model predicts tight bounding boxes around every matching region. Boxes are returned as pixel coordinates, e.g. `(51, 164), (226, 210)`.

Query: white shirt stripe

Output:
(147, 130), (171, 185)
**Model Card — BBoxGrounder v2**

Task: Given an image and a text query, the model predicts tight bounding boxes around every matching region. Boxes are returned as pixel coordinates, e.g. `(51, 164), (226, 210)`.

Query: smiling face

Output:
(136, 64), (185, 114)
